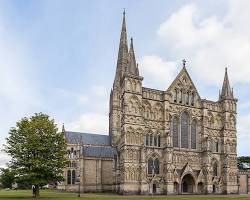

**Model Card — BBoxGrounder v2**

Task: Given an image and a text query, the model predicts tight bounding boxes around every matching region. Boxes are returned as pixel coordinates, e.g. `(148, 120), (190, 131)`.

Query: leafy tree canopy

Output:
(4, 113), (67, 197)
(237, 156), (250, 170)
(0, 168), (15, 188)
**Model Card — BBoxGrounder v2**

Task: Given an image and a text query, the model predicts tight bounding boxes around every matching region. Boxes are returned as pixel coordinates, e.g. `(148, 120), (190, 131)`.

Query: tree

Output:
(4, 113), (67, 198)
(238, 156), (250, 169)
(0, 168), (15, 188)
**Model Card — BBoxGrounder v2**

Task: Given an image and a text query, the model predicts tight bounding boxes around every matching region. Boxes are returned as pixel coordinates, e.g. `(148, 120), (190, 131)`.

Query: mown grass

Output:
(0, 190), (249, 200)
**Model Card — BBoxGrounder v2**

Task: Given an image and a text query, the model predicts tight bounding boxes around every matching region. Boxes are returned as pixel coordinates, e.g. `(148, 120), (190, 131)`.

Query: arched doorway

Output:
(197, 182), (204, 194)
(181, 174), (195, 193)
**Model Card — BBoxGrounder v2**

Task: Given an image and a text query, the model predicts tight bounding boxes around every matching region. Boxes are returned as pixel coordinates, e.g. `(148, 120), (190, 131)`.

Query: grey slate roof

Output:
(65, 131), (110, 146)
(83, 146), (117, 158)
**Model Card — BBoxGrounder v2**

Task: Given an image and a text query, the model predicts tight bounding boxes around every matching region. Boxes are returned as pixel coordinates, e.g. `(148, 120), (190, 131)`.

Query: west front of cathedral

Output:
(58, 13), (250, 195)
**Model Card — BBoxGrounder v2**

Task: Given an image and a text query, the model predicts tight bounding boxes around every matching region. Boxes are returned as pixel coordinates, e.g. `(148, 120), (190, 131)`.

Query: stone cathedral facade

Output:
(58, 13), (250, 195)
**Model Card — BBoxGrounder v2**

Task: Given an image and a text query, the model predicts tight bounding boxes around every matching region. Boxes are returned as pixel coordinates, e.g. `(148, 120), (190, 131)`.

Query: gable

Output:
(167, 67), (201, 104)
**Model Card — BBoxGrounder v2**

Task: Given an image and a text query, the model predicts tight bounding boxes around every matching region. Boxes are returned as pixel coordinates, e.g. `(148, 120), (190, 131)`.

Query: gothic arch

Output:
(171, 115), (179, 148)
(153, 102), (164, 120)
(128, 95), (141, 114)
(181, 111), (190, 148)
(191, 119), (197, 149)
(142, 100), (152, 119)
(208, 112), (214, 128)
(229, 114), (236, 129)
(181, 173), (196, 193)
(126, 79), (132, 91)
(211, 158), (219, 177)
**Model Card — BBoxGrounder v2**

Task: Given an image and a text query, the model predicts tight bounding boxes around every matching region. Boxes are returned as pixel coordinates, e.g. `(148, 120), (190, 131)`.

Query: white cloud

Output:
(66, 113), (108, 134)
(157, 1), (250, 85)
(91, 85), (108, 97)
(78, 95), (89, 105)
(139, 55), (178, 89)
(0, 151), (10, 169)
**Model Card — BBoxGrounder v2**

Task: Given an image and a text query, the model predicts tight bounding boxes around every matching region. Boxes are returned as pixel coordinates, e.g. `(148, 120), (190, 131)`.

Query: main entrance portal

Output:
(181, 174), (195, 193)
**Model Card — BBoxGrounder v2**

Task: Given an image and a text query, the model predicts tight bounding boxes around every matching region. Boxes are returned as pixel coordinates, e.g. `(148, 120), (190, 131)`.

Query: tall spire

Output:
(114, 10), (129, 86)
(220, 67), (234, 100)
(127, 38), (139, 76)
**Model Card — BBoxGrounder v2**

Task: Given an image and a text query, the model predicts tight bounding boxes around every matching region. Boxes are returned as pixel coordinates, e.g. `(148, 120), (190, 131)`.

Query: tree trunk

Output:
(32, 185), (40, 198)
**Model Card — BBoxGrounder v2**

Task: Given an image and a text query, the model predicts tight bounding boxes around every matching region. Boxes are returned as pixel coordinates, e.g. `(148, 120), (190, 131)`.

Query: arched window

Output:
(145, 134), (149, 146)
(191, 93), (194, 106)
(67, 150), (70, 159)
(154, 135), (158, 146)
(181, 112), (189, 148)
(158, 135), (161, 147)
(71, 148), (74, 159)
(179, 90), (182, 103)
(214, 141), (219, 152)
(148, 158), (154, 174)
(213, 162), (218, 177)
(154, 158), (160, 174)
(150, 135), (153, 146)
(67, 170), (71, 184)
(174, 89), (177, 102)
(172, 117), (178, 147)
(72, 170), (76, 185)
(191, 120), (197, 149)
(186, 92), (189, 105)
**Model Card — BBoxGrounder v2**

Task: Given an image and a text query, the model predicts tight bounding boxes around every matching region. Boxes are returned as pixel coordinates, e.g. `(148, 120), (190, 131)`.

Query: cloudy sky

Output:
(0, 0), (250, 167)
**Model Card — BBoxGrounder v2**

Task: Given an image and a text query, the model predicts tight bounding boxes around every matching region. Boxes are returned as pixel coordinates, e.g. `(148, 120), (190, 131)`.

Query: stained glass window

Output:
(191, 120), (197, 149)
(181, 112), (189, 148)
(172, 117), (178, 147)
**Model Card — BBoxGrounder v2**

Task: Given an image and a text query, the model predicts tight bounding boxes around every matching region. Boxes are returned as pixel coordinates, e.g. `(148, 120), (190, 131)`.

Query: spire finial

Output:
(123, 8), (126, 16)
(62, 123), (65, 133)
(182, 59), (186, 67)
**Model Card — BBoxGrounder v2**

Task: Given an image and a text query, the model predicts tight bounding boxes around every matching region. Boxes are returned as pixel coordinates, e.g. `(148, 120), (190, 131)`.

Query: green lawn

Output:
(0, 190), (249, 200)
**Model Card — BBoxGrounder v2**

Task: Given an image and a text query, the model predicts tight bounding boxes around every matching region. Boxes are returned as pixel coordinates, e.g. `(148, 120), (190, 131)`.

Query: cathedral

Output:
(57, 12), (250, 195)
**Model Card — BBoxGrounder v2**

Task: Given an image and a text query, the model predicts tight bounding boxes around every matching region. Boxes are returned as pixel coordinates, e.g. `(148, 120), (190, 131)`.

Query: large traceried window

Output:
(172, 117), (179, 147)
(191, 120), (197, 149)
(181, 112), (189, 148)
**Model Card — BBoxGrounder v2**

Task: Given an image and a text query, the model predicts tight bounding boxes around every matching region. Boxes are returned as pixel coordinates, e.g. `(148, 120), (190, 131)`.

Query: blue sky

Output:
(0, 0), (250, 167)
